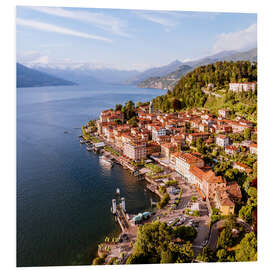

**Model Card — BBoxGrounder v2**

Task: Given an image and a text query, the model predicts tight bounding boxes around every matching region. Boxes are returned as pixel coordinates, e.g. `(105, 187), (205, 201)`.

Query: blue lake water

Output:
(17, 83), (165, 266)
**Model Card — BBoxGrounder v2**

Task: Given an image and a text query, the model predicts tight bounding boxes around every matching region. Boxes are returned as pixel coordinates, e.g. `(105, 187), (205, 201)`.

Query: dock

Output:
(116, 206), (129, 232)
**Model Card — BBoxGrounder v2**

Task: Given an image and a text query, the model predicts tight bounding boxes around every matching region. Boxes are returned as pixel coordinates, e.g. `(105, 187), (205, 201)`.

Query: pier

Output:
(116, 206), (129, 232)
(111, 197), (130, 232)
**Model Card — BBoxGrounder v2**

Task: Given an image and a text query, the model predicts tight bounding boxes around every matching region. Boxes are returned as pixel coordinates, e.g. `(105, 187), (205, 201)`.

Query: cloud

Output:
(133, 10), (219, 29)
(134, 11), (176, 27)
(28, 6), (129, 37)
(213, 23), (257, 53)
(138, 13), (175, 27)
(16, 18), (112, 42)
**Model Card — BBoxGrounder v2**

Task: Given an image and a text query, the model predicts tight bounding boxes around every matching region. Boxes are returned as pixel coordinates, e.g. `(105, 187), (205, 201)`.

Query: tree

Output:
(217, 227), (234, 249)
(244, 128), (251, 140)
(235, 232), (257, 261)
(121, 100), (136, 121)
(196, 247), (216, 262)
(175, 242), (194, 263)
(247, 187), (257, 207)
(128, 116), (138, 127)
(126, 253), (149, 264)
(160, 249), (174, 263)
(172, 225), (197, 242)
(115, 104), (122, 111)
(172, 98), (181, 111)
(114, 119), (122, 125)
(239, 205), (253, 223)
(134, 222), (171, 258)
(216, 249), (229, 262)
(92, 255), (106, 265)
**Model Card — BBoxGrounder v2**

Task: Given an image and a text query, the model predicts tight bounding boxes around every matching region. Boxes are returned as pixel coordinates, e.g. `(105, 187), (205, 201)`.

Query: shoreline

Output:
(80, 127), (209, 264)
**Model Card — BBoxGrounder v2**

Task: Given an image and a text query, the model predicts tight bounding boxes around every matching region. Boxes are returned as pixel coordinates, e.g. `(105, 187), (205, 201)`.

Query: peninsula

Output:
(81, 61), (257, 265)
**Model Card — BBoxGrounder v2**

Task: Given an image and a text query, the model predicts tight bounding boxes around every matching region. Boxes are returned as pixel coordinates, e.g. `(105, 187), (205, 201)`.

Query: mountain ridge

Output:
(17, 63), (75, 88)
(138, 48), (257, 90)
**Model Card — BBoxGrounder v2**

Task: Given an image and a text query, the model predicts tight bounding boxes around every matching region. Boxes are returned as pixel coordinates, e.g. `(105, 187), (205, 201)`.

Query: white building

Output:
(216, 135), (230, 147)
(229, 82), (256, 92)
(123, 142), (146, 161)
(152, 126), (167, 141)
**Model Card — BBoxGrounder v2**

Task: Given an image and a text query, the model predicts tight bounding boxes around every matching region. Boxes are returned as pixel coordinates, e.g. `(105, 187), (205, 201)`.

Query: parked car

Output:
(201, 240), (208, 247)
(168, 220), (175, 226)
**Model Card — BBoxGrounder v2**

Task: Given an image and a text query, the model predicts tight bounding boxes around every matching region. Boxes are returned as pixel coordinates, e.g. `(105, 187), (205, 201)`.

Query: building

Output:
(186, 133), (210, 144)
(123, 142), (146, 161)
(146, 142), (161, 156)
(250, 143), (257, 155)
(216, 134), (230, 147)
(201, 170), (226, 201)
(99, 109), (124, 123)
(218, 108), (230, 118)
(160, 143), (177, 160)
(233, 162), (253, 174)
(225, 145), (239, 155)
(152, 126), (167, 141)
(226, 181), (242, 204)
(229, 82), (256, 92)
(149, 101), (154, 114)
(215, 188), (235, 215)
(174, 152), (204, 180)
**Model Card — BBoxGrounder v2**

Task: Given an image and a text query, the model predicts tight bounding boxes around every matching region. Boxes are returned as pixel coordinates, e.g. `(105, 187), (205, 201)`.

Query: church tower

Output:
(149, 101), (153, 113)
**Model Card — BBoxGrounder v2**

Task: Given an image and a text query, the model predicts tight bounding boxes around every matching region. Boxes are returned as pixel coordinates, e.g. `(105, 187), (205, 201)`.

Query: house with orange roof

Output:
(123, 141), (146, 161)
(226, 181), (242, 204)
(186, 132), (210, 144)
(160, 143), (177, 160)
(215, 187), (235, 215)
(174, 152), (204, 180)
(250, 143), (257, 155)
(201, 170), (226, 201)
(233, 162), (253, 174)
(146, 142), (161, 156)
(216, 134), (230, 147)
(225, 145), (239, 155)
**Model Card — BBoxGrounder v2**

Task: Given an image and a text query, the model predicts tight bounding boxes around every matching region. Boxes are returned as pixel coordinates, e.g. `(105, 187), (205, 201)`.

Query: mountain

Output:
(221, 48), (257, 62)
(17, 63), (75, 88)
(126, 60), (183, 84)
(27, 63), (140, 85)
(138, 65), (192, 90)
(138, 48), (257, 90)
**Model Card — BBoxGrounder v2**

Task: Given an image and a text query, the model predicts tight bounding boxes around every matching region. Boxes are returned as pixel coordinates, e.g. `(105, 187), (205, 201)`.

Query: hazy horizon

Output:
(16, 6), (257, 71)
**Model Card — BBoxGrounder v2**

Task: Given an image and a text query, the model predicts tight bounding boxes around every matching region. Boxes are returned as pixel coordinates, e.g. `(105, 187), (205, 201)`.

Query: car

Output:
(201, 240), (208, 247)
(168, 220), (175, 226)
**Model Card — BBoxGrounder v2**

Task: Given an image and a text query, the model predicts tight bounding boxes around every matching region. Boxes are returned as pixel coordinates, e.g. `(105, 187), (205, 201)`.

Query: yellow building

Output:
(215, 188), (235, 215)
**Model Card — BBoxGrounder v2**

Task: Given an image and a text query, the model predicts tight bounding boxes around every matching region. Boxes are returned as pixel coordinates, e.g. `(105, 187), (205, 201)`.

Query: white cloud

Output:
(28, 6), (129, 37)
(213, 23), (257, 53)
(134, 11), (176, 27)
(16, 18), (112, 42)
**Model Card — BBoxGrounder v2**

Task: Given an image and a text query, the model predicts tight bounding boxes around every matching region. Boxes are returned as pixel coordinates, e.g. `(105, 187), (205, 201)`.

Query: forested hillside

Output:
(152, 61), (257, 120)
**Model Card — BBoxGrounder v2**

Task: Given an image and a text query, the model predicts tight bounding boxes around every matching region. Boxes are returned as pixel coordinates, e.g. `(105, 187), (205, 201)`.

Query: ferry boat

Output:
(99, 155), (113, 168)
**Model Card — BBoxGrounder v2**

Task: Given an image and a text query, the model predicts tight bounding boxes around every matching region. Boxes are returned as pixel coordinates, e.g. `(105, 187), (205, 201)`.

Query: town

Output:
(81, 81), (257, 264)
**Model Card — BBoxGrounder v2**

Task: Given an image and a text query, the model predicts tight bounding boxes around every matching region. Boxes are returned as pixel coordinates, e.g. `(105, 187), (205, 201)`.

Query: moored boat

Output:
(99, 155), (113, 168)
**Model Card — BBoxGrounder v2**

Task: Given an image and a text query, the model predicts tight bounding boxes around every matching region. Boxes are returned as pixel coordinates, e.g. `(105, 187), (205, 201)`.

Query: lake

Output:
(16, 83), (165, 266)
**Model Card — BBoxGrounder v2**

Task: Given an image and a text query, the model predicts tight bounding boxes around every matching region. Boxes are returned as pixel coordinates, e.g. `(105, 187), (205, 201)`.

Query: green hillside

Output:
(152, 61), (257, 121)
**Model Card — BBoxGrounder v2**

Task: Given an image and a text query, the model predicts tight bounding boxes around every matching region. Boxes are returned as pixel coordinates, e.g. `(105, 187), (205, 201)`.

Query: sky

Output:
(16, 6), (257, 71)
